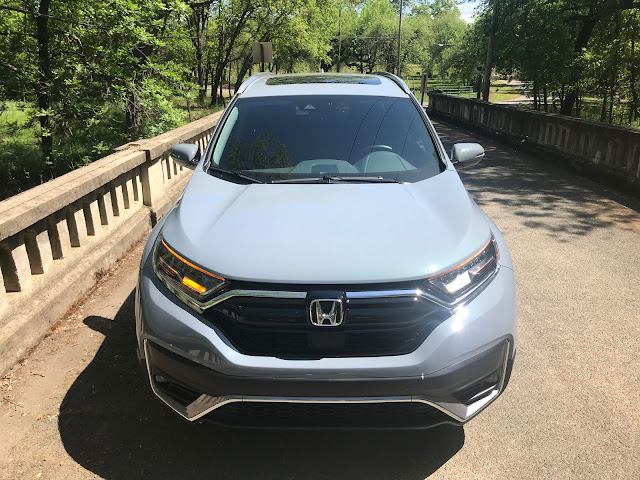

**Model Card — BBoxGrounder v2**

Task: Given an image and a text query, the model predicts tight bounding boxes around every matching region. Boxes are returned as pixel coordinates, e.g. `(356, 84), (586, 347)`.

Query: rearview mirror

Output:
(170, 143), (200, 169)
(450, 143), (484, 168)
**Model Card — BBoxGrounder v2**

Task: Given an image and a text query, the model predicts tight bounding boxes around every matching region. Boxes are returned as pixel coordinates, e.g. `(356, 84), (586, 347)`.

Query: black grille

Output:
(205, 401), (454, 429)
(202, 291), (449, 359)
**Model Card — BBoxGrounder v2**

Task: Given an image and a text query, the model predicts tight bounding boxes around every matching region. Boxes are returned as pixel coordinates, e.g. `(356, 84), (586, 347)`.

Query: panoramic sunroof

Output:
(266, 75), (382, 86)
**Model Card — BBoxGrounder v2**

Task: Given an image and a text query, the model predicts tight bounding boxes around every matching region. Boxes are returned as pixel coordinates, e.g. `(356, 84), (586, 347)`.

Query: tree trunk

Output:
(210, 62), (224, 106)
(36, 0), (52, 164)
(600, 95), (608, 122)
(608, 11), (621, 124)
(219, 72), (225, 106)
(543, 84), (548, 112)
(203, 68), (209, 100)
(234, 55), (253, 92)
(608, 88), (615, 124)
(126, 93), (142, 139)
(196, 42), (206, 99)
(631, 56), (639, 121)
(631, 22), (640, 121)
(187, 2), (212, 100)
(125, 44), (152, 138)
(210, 7), (252, 106)
(482, 0), (499, 101)
(561, 15), (598, 115)
(533, 75), (539, 110)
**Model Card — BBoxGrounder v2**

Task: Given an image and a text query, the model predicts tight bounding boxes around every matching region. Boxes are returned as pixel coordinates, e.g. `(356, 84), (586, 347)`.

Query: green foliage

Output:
(0, 0), (471, 199)
(465, 0), (640, 121)
(329, 0), (469, 75)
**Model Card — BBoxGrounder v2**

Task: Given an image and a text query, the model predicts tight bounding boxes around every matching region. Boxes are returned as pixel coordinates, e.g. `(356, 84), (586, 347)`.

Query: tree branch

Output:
(0, 4), (35, 16)
(0, 31), (36, 37)
(0, 61), (21, 73)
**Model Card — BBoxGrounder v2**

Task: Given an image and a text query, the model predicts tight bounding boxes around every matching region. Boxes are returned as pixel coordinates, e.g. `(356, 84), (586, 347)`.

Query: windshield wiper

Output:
(208, 166), (264, 184)
(272, 175), (400, 184)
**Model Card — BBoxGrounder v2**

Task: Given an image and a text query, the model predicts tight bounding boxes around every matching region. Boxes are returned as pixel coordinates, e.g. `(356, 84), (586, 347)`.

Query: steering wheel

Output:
(358, 144), (393, 155)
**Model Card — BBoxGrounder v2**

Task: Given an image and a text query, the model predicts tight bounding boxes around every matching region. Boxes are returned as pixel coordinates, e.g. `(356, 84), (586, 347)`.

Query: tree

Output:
(340, 0), (396, 73)
(0, 1), (53, 162)
(557, 0), (640, 115)
(186, 1), (215, 99)
(0, 0), (194, 186)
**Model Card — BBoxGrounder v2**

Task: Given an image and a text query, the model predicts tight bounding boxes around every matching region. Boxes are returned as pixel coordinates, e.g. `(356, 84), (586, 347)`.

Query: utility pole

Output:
(396, 0), (403, 76)
(337, 4), (342, 72)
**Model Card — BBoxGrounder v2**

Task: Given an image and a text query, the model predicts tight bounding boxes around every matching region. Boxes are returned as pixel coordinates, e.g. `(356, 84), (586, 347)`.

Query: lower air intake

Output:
(204, 401), (455, 429)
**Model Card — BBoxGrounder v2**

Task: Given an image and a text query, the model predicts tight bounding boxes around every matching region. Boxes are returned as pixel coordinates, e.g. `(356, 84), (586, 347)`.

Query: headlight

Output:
(425, 236), (499, 307)
(152, 235), (227, 311)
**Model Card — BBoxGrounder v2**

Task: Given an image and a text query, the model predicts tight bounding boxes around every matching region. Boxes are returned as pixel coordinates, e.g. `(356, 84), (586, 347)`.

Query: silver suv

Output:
(136, 73), (517, 429)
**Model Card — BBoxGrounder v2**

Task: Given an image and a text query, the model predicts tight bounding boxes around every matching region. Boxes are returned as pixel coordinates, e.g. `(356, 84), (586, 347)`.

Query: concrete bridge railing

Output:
(428, 93), (640, 195)
(0, 111), (222, 376)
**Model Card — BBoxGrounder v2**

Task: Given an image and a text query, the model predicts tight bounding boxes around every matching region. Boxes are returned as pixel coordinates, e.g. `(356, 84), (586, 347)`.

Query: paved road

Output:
(1, 121), (639, 479)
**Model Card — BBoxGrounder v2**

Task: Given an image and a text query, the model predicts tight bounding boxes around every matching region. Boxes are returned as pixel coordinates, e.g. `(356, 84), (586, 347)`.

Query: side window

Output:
(212, 107), (239, 165)
(400, 114), (439, 171)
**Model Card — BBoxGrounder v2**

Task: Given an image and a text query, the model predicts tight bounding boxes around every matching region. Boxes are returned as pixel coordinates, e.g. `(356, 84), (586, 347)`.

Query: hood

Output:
(161, 170), (492, 284)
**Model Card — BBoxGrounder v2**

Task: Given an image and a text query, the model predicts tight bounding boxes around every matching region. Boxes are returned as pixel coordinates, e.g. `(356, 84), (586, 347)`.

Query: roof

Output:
(238, 73), (410, 98)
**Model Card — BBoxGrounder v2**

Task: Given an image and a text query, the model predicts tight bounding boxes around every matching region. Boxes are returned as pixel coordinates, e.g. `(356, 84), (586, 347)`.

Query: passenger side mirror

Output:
(450, 143), (485, 168)
(170, 143), (201, 169)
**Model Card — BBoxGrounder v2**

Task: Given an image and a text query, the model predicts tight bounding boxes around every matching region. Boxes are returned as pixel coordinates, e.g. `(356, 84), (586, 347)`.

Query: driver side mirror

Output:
(450, 143), (485, 168)
(170, 143), (201, 170)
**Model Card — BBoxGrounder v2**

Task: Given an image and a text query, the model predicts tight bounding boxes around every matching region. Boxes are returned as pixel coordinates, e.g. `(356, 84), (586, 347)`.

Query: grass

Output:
(0, 101), (45, 197)
(0, 97), (224, 200)
(489, 81), (523, 102)
(516, 98), (640, 129)
(173, 96), (224, 122)
(577, 100), (640, 129)
(407, 78), (522, 103)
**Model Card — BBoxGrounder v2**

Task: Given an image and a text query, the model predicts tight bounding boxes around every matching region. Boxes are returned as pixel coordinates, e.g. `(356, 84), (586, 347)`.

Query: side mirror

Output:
(450, 143), (485, 168)
(170, 143), (200, 169)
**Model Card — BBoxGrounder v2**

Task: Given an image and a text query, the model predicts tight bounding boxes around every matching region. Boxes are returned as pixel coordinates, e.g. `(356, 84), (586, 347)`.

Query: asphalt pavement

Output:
(0, 120), (639, 479)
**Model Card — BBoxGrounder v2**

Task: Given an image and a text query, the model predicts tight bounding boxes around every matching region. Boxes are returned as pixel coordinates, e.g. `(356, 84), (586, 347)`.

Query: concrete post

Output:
(66, 205), (88, 248)
(83, 199), (101, 236)
(47, 212), (71, 259)
(0, 239), (32, 292)
(132, 171), (141, 203)
(162, 155), (172, 181)
(141, 158), (166, 208)
(111, 184), (123, 217)
(98, 190), (115, 227)
(24, 227), (54, 274)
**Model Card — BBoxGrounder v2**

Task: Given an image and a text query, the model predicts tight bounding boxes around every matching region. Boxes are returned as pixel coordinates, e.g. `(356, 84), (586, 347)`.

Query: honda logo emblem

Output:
(309, 299), (344, 327)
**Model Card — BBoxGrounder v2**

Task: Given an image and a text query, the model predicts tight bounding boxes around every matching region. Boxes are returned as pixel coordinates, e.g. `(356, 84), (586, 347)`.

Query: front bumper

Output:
(136, 263), (517, 427)
(143, 337), (513, 426)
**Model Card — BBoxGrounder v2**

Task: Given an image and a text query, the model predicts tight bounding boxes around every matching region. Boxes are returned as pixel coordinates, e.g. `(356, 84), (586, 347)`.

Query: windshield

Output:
(209, 95), (443, 183)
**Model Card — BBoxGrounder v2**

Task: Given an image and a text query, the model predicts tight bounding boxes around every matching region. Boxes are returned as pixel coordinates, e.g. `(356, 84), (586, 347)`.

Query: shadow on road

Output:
(435, 121), (640, 243)
(58, 291), (464, 480)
